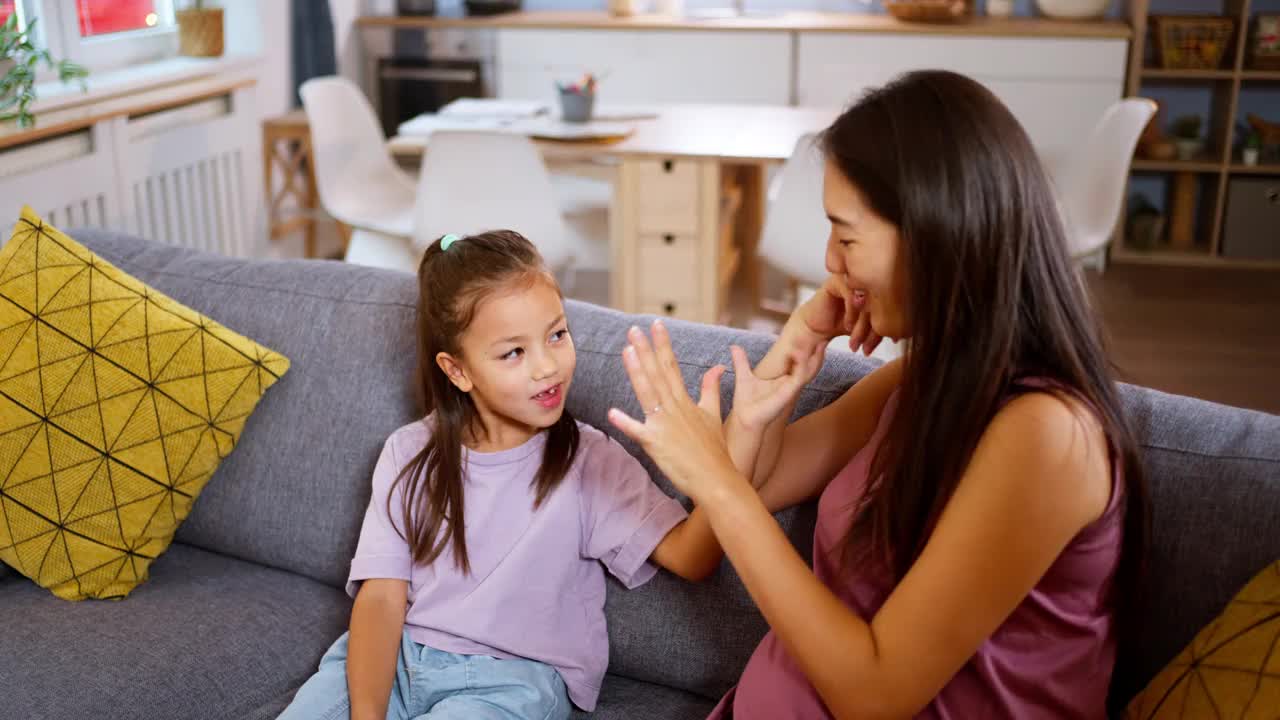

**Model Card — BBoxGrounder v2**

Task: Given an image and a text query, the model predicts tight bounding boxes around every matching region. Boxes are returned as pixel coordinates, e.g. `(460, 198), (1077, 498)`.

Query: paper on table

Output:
(398, 113), (635, 141)
(579, 104), (661, 122)
(397, 114), (518, 135)
(439, 98), (549, 118)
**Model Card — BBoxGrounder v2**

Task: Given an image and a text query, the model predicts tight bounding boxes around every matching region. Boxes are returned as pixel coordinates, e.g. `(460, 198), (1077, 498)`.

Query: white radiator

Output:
(0, 84), (264, 258)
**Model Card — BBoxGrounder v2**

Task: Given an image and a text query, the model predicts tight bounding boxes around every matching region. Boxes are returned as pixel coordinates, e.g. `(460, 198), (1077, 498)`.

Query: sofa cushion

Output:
(571, 675), (717, 719)
(69, 228), (422, 590)
(0, 211), (289, 600)
(1, 542), (350, 720)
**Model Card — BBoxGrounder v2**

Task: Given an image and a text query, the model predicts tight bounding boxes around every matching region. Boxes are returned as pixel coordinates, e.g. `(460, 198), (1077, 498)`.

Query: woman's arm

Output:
(347, 579), (409, 720)
(703, 393), (1111, 719)
(608, 325), (1112, 719)
(753, 357), (901, 514)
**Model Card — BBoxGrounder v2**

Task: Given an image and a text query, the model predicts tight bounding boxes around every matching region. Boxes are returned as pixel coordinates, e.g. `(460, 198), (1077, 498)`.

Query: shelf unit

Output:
(1119, 0), (1280, 267)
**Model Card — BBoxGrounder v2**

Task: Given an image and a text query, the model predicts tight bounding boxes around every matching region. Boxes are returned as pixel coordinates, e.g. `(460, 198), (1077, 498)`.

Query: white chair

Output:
(298, 76), (417, 268)
(758, 133), (903, 361)
(1054, 98), (1157, 269)
(412, 131), (606, 287)
(759, 133), (830, 304)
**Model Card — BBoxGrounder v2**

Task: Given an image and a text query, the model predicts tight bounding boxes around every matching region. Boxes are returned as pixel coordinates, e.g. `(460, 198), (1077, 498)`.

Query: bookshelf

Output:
(1117, 0), (1280, 266)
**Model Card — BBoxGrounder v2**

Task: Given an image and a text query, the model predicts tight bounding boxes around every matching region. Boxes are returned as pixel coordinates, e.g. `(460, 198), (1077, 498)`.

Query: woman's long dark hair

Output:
(391, 230), (579, 575)
(822, 71), (1149, 634)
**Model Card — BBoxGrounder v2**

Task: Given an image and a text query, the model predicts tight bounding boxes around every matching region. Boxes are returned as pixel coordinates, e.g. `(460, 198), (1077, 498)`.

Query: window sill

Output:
(30, 54), (262, 116)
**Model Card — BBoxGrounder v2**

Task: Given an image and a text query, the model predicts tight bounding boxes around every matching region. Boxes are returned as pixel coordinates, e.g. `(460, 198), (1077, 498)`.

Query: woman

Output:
(606, 70), (1149, 719)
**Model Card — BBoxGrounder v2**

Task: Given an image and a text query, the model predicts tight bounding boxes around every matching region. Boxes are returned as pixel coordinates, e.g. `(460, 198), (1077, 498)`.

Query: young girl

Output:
(280, 230), (736, 720)
(607, 70), (1151, 719)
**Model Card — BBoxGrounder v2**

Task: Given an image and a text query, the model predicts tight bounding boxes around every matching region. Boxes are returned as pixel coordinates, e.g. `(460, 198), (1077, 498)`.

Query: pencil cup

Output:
(559, 89), (595, 123)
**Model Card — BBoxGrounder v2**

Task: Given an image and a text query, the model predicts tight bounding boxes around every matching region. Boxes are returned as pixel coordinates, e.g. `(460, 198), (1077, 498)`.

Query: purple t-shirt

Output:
(346, 418), (687, 711)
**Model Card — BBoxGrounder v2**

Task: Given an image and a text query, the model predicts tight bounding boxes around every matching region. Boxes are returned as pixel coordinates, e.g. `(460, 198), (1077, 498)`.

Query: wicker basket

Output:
(1152, 15), (1234, 70)
(177, 9), (224, 58)
(884, 0), (970, 24)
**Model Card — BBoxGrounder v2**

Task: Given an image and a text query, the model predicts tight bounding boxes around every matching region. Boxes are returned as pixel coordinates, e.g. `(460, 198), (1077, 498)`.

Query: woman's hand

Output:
(793, 274), (883, 356)
(728, 342), (826, 435)
(607, 320), (747, 506)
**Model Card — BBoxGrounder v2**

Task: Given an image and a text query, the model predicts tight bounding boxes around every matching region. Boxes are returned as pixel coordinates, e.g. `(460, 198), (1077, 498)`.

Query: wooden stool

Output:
(262, 109), (323, 258)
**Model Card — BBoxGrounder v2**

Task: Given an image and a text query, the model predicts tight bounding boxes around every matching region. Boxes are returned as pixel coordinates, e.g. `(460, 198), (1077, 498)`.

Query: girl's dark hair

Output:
(820, 70), (1149, 636)
(391, 230), (579, 574)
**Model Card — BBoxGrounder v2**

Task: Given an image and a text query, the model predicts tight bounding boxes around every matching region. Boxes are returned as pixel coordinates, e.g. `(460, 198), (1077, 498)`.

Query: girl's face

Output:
(437, 277), (576, 449)
(822, 160), (911, 342)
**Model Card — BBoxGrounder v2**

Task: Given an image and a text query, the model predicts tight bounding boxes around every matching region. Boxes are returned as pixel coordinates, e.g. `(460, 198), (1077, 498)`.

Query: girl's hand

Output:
(607, 321), (746, 506)
(794, 274), (883, 356)
(728, 342), (825, 434)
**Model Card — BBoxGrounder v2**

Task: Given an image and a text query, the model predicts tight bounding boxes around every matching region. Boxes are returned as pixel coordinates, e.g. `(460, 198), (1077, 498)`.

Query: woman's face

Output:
(822, 160), (911, 341)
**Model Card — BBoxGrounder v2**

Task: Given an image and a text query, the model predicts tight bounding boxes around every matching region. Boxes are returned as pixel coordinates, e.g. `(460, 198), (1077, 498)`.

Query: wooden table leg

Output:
(301, 137), (318, 259)
(262, 130), (275, 239)
(733, 162), (768, 315)
(335, 221), (353, 259)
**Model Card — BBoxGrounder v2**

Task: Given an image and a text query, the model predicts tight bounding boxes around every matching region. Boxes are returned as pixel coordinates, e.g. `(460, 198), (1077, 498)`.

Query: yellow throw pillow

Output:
(1125, 559), (1280, 719)
(0, 207), (290, 600)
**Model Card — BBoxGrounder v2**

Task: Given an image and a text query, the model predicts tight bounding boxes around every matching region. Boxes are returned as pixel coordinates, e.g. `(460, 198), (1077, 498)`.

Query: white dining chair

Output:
(299, 76), (417, 269)
(758, 133), (903, 361)
(1053, 98), (1158, 271)
(411, 131), (606, 289)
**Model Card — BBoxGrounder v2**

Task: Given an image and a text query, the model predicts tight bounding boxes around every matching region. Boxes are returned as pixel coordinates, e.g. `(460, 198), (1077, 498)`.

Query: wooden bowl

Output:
(884, 0), (969, 23)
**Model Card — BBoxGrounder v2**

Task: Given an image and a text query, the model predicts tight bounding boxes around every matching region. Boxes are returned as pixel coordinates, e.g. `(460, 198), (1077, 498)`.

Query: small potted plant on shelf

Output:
(1, 15), (88, 129)
(177, 0), (224, 58)
(1171, 114), (1204, 161)
(1243, 131), (1262, 166)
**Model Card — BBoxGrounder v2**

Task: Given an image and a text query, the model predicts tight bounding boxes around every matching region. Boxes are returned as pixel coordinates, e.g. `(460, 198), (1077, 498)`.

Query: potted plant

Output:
(1172, 114), (1204, 161)
(177, 0), (224, 58)
(1, 15), (88, 129)
(1242, 131), (1262, 166)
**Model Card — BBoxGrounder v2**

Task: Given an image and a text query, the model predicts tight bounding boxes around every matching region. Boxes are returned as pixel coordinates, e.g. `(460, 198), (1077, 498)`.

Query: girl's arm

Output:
(650, 505), (723, 581)
(347, 578), (409, 720)
(725, 276), (887, 498)
(753, 357), (901, 513)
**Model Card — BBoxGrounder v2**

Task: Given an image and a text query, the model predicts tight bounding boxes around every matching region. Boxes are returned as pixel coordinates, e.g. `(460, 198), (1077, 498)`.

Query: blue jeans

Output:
(278, 630), (570, 720)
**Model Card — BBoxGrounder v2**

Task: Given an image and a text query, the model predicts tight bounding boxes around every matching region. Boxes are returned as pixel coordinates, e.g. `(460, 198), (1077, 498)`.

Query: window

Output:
(12, 0), (177, 74)
(0, 1), (21, 27)
(76, 0), (164, 38)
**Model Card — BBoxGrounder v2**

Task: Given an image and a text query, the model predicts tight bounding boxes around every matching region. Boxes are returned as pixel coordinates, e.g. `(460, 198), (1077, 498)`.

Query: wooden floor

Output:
(1086, 264), (1280, 416)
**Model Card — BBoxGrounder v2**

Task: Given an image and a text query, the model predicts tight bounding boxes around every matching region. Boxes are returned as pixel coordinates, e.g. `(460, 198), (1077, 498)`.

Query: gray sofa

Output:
(2, 230), (1277, 720)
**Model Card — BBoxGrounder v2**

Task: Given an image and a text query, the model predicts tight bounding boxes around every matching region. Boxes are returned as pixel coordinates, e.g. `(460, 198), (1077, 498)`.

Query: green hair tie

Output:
(441, 234), (461, 251)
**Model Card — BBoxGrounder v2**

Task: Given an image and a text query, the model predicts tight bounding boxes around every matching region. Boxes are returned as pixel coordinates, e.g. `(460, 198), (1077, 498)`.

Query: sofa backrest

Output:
(1108, 386), (1280, 708)
(73, 229), (423, 589)
(72, 231), (1279, 708)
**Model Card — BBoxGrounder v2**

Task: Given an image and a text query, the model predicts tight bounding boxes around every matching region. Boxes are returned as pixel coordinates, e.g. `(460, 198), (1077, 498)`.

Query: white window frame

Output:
(24, 0), (178, 74)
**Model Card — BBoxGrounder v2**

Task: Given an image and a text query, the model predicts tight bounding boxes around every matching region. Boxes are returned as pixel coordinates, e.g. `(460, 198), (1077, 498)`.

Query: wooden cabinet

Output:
(494, 29), (791, 105)
(612, 158), (724, 324)
(795, 33), (1129, 161)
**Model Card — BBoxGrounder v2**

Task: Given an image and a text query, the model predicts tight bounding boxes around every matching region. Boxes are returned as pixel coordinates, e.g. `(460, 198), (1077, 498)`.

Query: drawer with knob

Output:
(641, 299), (704, 322)
(634, 158), (701, 235)
(638, 231), (701, 302)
